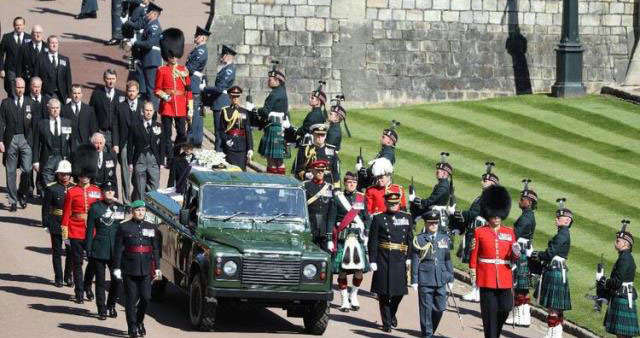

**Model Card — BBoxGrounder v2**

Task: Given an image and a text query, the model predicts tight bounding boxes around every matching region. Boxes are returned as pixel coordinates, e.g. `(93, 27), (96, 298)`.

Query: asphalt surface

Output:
(0, 1), (575, 337)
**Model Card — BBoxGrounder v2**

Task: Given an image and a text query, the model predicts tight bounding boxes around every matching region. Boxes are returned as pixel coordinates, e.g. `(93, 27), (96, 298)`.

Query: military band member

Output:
(85, 181), (125, 320)
(409, 153), (452, 222)
(42, 160), (74, 287)
(469, 185), (519, 338)
(185, 26), (210, 146)
(506, 179), (537, 327)
(155, 28), (191, 163)
(410, 210), (454, 338)
(249, 62), (289, 174)
(356, 124), (397, 190)
(365, 158), (407, 214)
(599, 221), (640, 338)
(368, 190), (413, 333)
(531, 198), (573, 338)
(326, 99), (346, 151)
(328, 172), (370, 312)
(209, 45), (236, 151)
(218, 86), (253, 170)
(304, 160), (333, 251)
(295, 82), (326, 145)
(91, 133), (117, 191)
(293, 123), (339, 185)
(128, 101), (164, 201)
(62, 144), (102, 304)
(113, 200), (161, 338)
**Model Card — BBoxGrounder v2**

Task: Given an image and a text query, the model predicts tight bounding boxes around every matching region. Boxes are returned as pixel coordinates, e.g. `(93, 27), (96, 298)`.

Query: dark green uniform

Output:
(293, 143), (339, 184)
(459, 195), (481, 263)
(410, 179), (451, 227)
(604, 249), (640, 336)
(296, 106), (324, 143)
(42, 181), (74, 286)
(328, 191), (370, 273)
(357, 145), (396, 191)
(86, 200), (126, 315)
(326, 122), (341, 151)
(256, 84), (289, 159)
(535, 226), (571, 310)
(514, 208), (536, 290)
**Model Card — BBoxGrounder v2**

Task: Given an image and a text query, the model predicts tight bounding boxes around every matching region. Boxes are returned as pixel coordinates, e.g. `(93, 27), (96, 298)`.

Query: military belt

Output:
(126, 245), (152, 253)
(71, 212), (88, 220)
(378, 241), (408, 252)
(478, 258), (510, 265)
(226, 129), (246, 136)
(50, 208), (63, 216)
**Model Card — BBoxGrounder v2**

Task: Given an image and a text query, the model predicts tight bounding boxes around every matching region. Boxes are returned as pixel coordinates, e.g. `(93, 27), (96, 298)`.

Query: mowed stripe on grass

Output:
(205, 94), (639, 336)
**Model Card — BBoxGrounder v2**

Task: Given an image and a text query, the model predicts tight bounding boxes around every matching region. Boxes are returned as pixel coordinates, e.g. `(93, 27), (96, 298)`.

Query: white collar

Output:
(31, 95), (41, 101)
(49, 52), (58, 58)
(50, 117), (60, 123)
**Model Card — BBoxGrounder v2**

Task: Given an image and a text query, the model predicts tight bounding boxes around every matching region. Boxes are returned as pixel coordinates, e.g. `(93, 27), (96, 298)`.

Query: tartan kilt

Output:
(258, 123), (289, 159)
(514, 254), (530, 290)
(536, 268), (571, 310)
(332, 237), (369, 274)
(605, 296), (640, 336)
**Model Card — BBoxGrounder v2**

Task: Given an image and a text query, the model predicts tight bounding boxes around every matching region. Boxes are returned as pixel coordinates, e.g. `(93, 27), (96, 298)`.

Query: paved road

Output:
(0, 1), (575, 337)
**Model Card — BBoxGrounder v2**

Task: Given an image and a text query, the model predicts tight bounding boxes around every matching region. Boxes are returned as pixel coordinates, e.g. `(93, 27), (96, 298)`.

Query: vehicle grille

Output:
(241, 256), (301, 286)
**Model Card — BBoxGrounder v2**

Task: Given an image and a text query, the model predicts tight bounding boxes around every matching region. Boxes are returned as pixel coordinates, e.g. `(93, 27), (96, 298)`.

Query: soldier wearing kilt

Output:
(368, 190), (413, 333)
(506, 179), (537, 327)
(328, 172), (370, 313)
(599, 221), (640, 338)
(531, 198), (573, 338)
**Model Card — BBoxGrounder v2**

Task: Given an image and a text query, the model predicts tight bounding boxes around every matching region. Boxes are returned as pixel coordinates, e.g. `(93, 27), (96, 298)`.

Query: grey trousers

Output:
(133, 152), (159, 201)
(41, 154), (62, 186)
(118, 145), (131, 203)
(5, 135), (32, 204)
(111, 0), (123, 39)
(418, 285), (447, 338)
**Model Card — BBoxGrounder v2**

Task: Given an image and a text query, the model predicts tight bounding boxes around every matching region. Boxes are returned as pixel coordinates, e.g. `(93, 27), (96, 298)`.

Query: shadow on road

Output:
(29, 303), (95, 318)
(29, 7), (76, 17)
(24, 246), (52, 255)
(58, 323), (124, 337)
(62, 32), (105, 44)
(0, 273), (52, 286)
(0, 285), (71, 301)
(83, 53), (128, 68)
(350, 329), (397, 337)
(0, 216), (41, 227)
(330, 312), (378, 329)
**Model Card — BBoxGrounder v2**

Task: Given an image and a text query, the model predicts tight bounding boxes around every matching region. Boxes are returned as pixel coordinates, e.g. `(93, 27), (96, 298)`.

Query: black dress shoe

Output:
(137, 323), (146, 336)
(105, 38), (121, 46)
(76, 13), (87, 19)
(88, 11), (97, 18)
(128, 327), (139, 338)
(391, 316), (398, 328)
(54, 281), (63, 288)
(85, 289), (94, 301)
(107, 306), (117, 318)
(18, 198), (27, 209)
(382, 326), (392, 333)
(74, 295), (84, 304)
(98, 312), (107, 320)
(64, 277), (73, 287)
(9, 204), (17, 212)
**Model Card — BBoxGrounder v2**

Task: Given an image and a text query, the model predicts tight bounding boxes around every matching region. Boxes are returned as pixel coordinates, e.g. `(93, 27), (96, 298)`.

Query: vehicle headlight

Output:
(223, 260), (237, 276)
(303, 263), (317, 279)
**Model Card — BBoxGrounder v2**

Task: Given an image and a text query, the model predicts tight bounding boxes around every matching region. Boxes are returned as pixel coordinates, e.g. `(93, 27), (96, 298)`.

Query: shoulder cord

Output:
(304, 145), (317, 169)
(413, 236), (433, 261)
(223, 107), (240, 132)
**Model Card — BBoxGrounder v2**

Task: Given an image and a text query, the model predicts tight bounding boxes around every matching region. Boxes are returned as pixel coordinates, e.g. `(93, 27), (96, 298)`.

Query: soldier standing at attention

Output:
(42, 160), (74, 287)
(469, 185), (519, 338)
(410, 210), (454, 338)
(599, 220), (640, 338)
(304, 160), (334, 252)
(208, 45), (236, 151)
(531, 198), (573, 338)
(86, 181), (125, 320)
(368, 190), (413, 333)
(185, 26), (210, 147)
(218, 86), (253, 171)
(61, 144), (102, 304)
(113, 200), (161, 338)
(506, 179), (537, 327)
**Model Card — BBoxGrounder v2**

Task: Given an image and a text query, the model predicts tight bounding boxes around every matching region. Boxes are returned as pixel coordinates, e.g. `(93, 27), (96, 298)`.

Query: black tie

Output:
(18, 35), (22, 45)
(16, 98), (22, 110)
(75, 103), (80, 114)
(130, 101), (135, 111)
(147, 123), (152, 135)
(54, 120), (59, 137)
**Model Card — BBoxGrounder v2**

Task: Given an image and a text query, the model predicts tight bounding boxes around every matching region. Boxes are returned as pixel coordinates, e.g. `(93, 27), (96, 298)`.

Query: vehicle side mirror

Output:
(179, 209), (190, 226)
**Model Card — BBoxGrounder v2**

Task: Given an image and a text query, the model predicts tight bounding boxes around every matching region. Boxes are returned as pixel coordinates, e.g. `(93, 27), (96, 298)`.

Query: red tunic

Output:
(155, 64), (192, 118)
(365, 184), (407, 215)
(61, 184), (102, 240)
(469, 225), (518, 289)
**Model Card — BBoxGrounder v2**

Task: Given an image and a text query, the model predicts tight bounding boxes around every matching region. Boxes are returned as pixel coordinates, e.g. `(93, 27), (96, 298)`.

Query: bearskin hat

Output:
(480, 185), (511, 220)
(160, 28), (185, 61)
(73, 143), (98, 179)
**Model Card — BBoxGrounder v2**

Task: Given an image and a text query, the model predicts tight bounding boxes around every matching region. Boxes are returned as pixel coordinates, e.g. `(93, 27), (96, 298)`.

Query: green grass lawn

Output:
(206, 94), (640, 336)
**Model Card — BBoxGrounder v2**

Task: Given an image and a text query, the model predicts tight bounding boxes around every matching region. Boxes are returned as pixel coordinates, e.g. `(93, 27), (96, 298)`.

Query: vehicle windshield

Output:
(201, 185), (307, 229)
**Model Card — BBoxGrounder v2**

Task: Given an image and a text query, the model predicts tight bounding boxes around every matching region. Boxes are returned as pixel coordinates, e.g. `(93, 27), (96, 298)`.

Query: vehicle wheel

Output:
(189, 274), (216, 331)
(151, 277), (168, 301)
(303, 300), (329, 335)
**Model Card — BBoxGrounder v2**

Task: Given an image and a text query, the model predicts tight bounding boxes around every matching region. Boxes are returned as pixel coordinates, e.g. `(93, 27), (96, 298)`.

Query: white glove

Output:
(199, 81), (206, 91)
(282, 118), (291, 129)
(154, 269), (162, 280)
(161, 94), (171, 101)
(409, 191), (416, 202)
(448, 203), (456, 215)
(327, 241), (334, 252)
(596, 270), (604, 281)
(447, 282), (454, 291)
(304, 172), (313, 180)
(411, 283), (418, 291)
(406, 259), (411, 267)
(120, 15), (128, 24)
(245, 102), (255, 111)
(113, 269), (122, 280)
(44, 227), (50, 234)
(512, 242), (521, 256)
(222, 89), (227, 94)
(129, 36), (137, 46)
(355, 161), (363, 171)
(370, 262), (377, 271)
(247, 150), (253, 160)
(525, 245), (533, 257)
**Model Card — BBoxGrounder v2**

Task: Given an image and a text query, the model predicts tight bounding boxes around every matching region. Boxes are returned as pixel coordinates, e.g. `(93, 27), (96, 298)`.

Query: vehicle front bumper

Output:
(206, 287), (333, 301)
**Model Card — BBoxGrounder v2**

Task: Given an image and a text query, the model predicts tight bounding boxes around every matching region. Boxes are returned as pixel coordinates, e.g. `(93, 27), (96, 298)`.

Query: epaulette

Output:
(398, 210), (411, 216)
(325, 143), (336, 149)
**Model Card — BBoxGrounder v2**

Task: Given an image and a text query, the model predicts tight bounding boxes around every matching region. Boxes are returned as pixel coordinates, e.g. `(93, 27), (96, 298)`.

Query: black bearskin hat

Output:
(73, 143), (98, 179)
(160, 28), (185, 61)
(480, 185), (511, 220)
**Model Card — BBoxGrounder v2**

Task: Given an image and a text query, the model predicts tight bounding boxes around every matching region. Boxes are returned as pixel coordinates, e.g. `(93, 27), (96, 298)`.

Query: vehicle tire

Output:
(151, 277), (168, 301)
(303, 300), (329, 335)
(189, 274), (216, 331)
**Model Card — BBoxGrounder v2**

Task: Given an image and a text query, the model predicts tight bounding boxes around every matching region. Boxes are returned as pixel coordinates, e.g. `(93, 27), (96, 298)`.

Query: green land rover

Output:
(144, 169), (333, 334)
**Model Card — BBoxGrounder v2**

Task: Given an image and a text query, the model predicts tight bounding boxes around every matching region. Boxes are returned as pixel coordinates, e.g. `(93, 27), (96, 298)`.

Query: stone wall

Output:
(206, 0), (638, 107)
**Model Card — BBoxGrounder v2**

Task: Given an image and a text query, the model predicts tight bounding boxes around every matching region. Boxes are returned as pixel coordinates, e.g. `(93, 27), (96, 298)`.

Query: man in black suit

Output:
(128, 101), (164, 201)
(17, 24), (46, 94)
(113, 80), (144, 203)
(0, 78), (38, 211)
(61, 84), (97, 146)
(0, 17), (31, 97)
(28, 76), (47, 196)
(34, 35), (72, 103)
(91, 132), (117, 191)
(89, 69), (122, 151)
(33, 98), (75, 185)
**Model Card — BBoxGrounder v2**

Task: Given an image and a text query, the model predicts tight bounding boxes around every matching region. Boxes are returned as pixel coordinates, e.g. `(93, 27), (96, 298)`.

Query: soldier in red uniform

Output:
(365, 158), (406, 215)
(469, 185), (521, 338)
(62, 144), (102, 303)
(154, 28), (192, 163)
